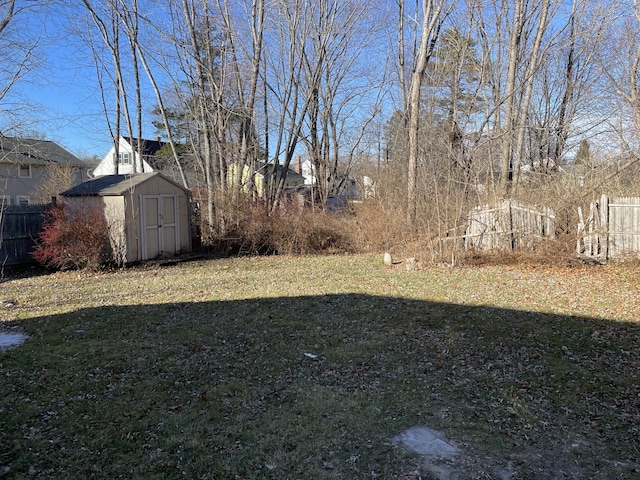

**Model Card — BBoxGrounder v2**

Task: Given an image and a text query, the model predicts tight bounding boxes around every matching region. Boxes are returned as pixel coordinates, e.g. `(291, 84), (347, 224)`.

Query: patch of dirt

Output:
(414, 440), (640, 480)
(0, 331), (28, 351)
(394, 425), (640, 480)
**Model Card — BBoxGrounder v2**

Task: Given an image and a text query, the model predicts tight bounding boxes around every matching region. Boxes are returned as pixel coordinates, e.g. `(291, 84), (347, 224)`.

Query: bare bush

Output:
(32, 164), (77, 204)
(32, 202), (111, 271)
(206, 199), (355, 256)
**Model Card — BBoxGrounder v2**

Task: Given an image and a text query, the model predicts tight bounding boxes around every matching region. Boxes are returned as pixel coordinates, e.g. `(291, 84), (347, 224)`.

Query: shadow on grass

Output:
(1, 294), (639, 479)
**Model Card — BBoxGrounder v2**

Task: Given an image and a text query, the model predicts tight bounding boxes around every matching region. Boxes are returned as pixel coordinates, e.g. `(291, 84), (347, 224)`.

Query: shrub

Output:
(207, 200), (356, 256)
(32, 202), (111, 271)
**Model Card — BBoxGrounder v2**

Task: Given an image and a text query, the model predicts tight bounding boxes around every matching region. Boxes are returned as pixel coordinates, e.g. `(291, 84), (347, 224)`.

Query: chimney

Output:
(294, 155), (302, 174)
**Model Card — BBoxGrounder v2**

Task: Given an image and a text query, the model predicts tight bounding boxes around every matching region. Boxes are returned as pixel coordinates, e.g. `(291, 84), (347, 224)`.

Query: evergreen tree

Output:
(574, 139), (591, 166)
(425, 28), (482, 178)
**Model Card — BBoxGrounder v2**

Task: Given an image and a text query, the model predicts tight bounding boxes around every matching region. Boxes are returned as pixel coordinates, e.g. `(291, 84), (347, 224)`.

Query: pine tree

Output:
(574, 139), (591, 166)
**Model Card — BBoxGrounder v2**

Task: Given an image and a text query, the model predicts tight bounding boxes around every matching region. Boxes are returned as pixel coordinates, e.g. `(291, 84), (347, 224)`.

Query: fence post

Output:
(508, 199), (515, 250)
(600, 194), (609, 260)
(577, 206), (584, 256)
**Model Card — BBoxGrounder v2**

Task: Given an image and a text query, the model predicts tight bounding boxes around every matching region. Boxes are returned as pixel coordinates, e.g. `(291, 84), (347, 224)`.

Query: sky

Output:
(6, 0), (393, 163)
(12, 57), (111, 159)
(7, 0), (622, 164)
(3, 3), (159, 161)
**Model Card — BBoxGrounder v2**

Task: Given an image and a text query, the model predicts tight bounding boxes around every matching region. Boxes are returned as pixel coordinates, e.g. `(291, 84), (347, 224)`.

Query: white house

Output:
(293, 156), (316, 185)
(93, 136), (166, 177)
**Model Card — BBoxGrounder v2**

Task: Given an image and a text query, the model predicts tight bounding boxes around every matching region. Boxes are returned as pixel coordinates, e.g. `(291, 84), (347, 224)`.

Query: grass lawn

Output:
(1, 254), (639, 479)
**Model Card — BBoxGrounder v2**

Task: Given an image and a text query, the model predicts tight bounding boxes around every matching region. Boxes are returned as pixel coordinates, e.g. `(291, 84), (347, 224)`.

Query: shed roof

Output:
(60, 172), (188, 197)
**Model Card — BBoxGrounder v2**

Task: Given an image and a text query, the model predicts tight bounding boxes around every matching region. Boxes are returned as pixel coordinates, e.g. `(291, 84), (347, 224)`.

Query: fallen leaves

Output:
(0, 255), (639, 479)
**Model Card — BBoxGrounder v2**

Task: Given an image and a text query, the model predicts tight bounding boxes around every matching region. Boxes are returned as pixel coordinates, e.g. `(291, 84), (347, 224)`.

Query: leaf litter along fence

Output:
(577, 194), (640, 261)
(0, 203), (50, 267)
(464, 199), (556, 251)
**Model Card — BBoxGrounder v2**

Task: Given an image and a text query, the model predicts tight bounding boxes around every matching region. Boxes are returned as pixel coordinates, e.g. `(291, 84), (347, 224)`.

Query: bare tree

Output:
(593, 1), (640, 178)
(0, 0), (45, 135)
(79, 0), (131, 173)
(465, 0), (568, 195)
(115, 0), (143, 172)
(525, 0), (606, 175)
(262, 0), (317, 211)
(132, 26), (190, 187)
(403, 0), (451, 227)
(151, 0), (232, 233)
(626, 1), (640, 137)
(219, 0), (264, 213)
(296, 0), (388, 208)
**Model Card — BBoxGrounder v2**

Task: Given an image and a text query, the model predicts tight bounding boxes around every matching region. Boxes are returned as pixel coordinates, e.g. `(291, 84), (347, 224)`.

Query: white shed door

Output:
(141, 195), (179, 260)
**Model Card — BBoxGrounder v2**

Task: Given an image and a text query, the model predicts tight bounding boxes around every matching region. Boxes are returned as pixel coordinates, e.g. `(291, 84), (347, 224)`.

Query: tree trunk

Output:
(406, 0), (449, 227)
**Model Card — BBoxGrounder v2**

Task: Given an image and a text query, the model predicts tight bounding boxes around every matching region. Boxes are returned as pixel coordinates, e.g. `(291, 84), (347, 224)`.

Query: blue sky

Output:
(5, 0), (395, 162)
(14, 61), (111, 159)
(3, 4), (158, 160)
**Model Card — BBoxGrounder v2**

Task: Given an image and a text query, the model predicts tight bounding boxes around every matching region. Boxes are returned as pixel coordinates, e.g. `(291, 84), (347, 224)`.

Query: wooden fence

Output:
(0, 204), (50, 267)
(577, 195), (640, 260)
(465, 199), (556, 251)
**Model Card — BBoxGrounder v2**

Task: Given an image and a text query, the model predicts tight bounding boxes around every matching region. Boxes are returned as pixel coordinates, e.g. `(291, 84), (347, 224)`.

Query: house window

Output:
(112, 152), (132, 165)
(0, 195), (9, 207)
(18, 164), (31, 178)
(17, 196), (30, 206)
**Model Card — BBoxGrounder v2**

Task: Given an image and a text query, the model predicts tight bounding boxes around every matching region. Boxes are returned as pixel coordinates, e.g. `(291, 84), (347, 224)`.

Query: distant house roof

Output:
(255, 163), (305, 182)
(60, 172), (187, 197)
(122, 136), (179, 172)
(0, 136), (85, 167)
(122, 136), (165, 157)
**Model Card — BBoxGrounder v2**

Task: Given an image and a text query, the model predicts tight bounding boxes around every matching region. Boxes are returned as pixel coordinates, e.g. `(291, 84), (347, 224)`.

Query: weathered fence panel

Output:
(0, 204), (49, 266)
(465, 200), (555, 251)
(609, 197), (640, 258)
(578, 195), (640, 260)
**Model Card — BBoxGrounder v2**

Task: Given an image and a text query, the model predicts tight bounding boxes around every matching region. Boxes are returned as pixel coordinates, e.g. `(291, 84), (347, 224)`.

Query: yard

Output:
(1, 255), (639, 479)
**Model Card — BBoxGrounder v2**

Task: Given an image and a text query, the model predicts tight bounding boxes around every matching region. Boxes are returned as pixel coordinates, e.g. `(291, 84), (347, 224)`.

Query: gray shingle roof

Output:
(60, 172), (160, 196)
(0, 136), (85, 167)
(255, 163), (305, 181)
(123, 137), (165, 157)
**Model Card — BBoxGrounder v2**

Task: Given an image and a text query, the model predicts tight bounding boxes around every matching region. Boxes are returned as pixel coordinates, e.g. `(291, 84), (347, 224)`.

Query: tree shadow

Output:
(1, 294), (639, 479)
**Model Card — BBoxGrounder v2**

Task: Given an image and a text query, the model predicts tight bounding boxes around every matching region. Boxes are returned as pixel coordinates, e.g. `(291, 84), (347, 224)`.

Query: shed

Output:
(61, 172), (191, 263)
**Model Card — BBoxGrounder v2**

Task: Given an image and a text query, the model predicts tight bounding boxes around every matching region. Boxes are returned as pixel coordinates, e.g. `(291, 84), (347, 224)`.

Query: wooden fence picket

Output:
(577, 195), (640, 260)
(0, 204), (50, 266)
(465, 200), (555, 251)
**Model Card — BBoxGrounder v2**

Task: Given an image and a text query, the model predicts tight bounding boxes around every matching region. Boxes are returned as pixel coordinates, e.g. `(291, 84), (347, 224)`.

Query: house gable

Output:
(300, 159), (315, 185)
(93, 136), (166, 177)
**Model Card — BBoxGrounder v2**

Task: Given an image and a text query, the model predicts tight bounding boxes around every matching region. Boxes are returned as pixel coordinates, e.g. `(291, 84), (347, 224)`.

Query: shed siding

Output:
(130, 177), (191, 257)
(103, 196), (132, 264)
(62, 173), (191, 263)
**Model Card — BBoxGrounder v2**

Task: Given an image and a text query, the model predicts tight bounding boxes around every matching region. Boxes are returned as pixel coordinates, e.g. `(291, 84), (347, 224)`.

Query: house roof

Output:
(123, 136), (165, 157)
(254, 163), (305, 181)
(0, 136), (86, 167)
(60, 172), (187, 197)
